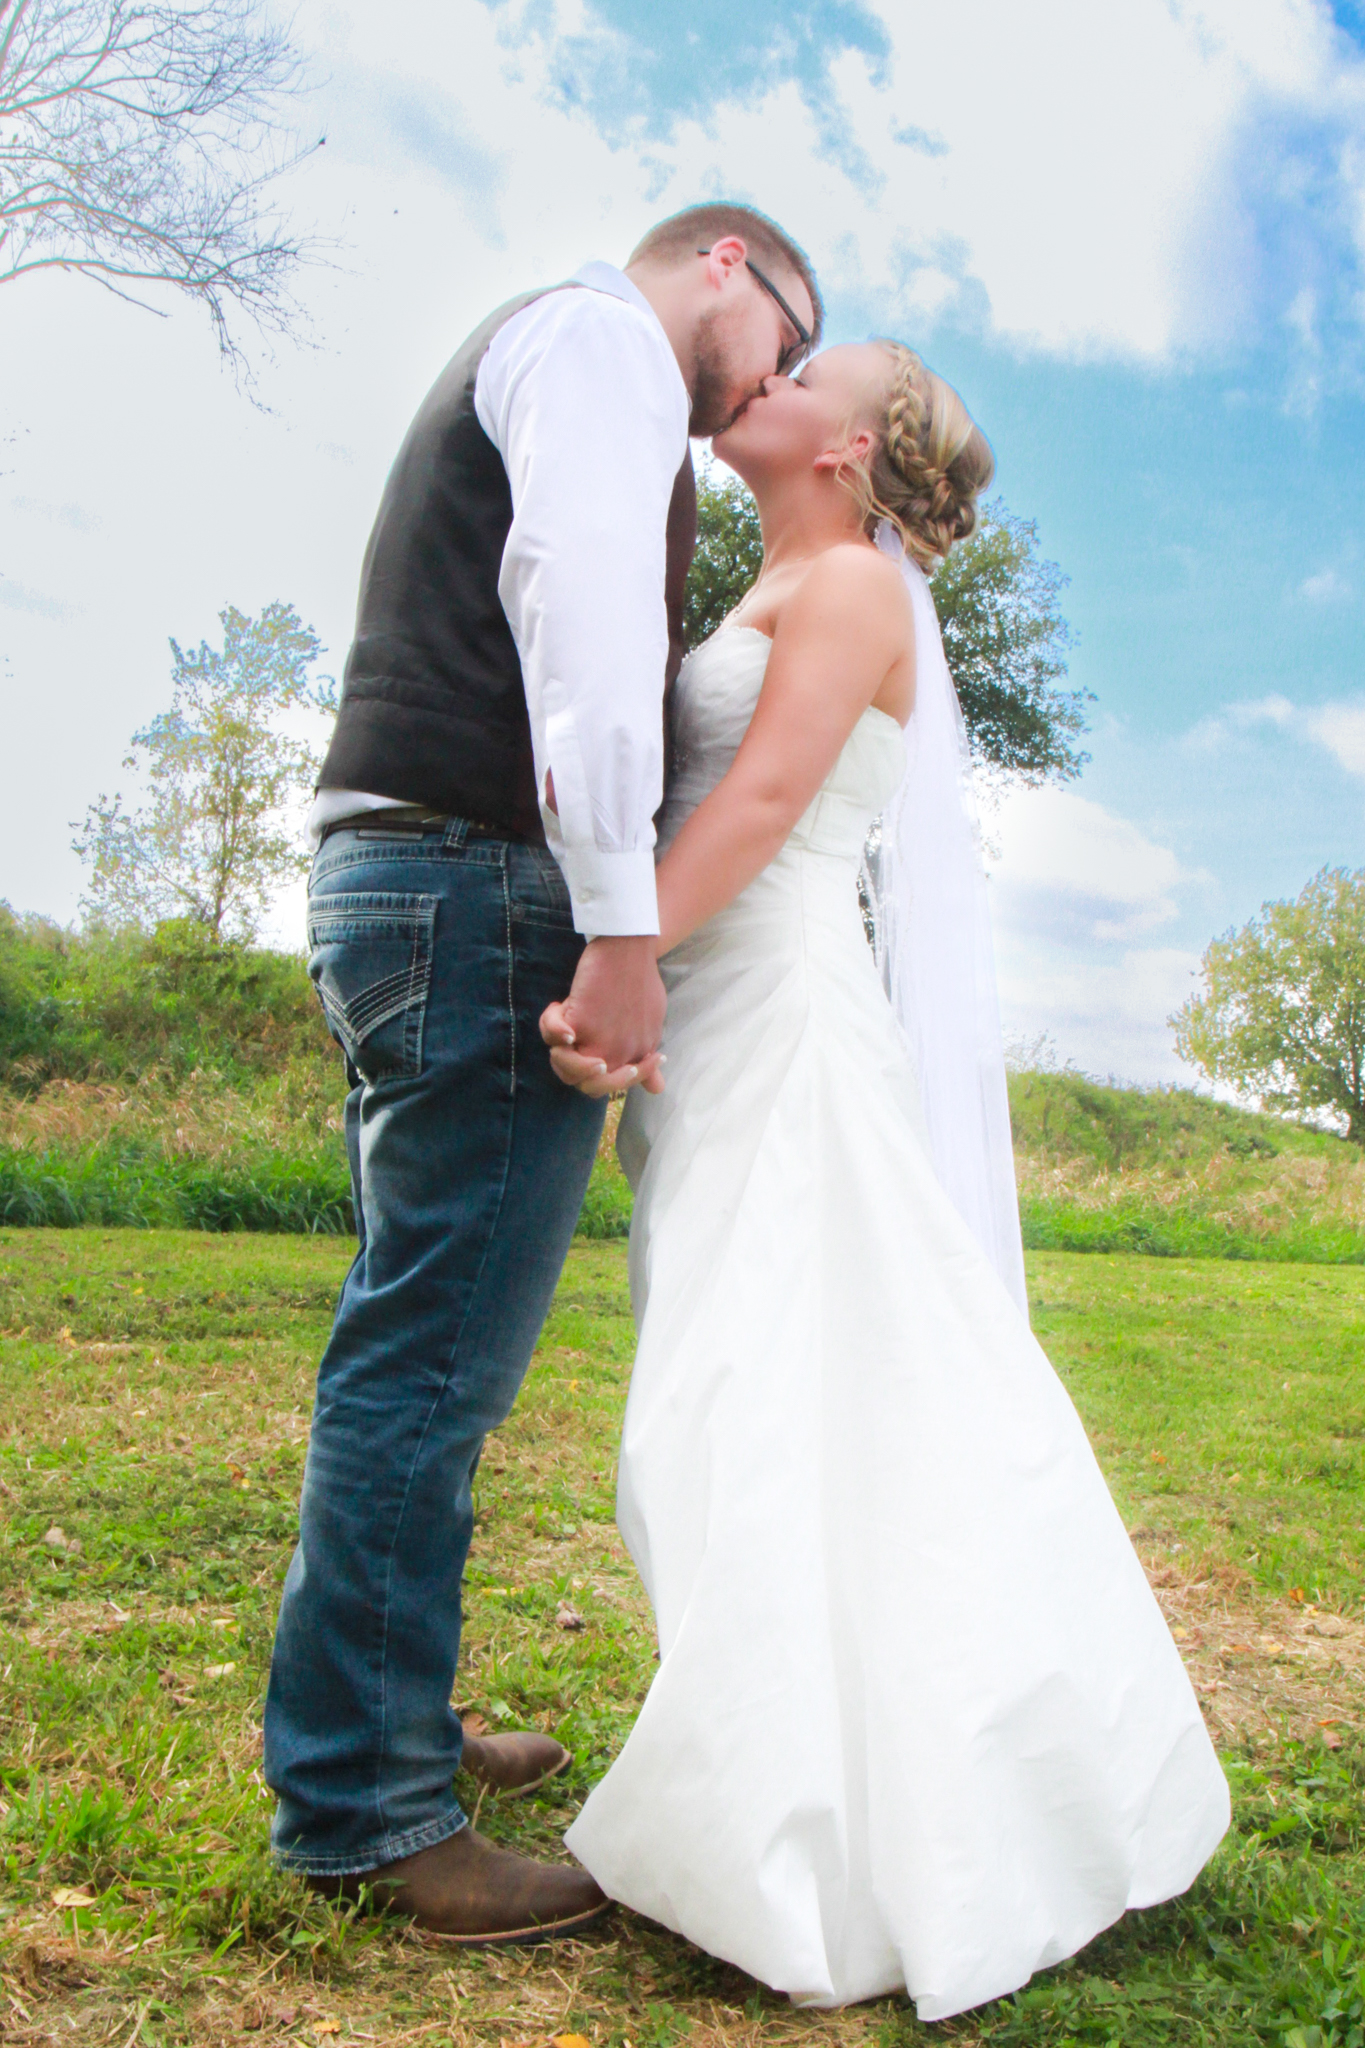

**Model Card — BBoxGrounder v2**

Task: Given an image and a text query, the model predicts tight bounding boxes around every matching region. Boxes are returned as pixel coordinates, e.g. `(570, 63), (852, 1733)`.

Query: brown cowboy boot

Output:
(459, 1729), (572, 1797)
(308, 1824), (609, 1944)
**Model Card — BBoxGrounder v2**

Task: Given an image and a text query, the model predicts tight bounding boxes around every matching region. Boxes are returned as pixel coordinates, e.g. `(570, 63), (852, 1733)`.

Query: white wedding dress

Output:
(564, 628), (1229, 2020)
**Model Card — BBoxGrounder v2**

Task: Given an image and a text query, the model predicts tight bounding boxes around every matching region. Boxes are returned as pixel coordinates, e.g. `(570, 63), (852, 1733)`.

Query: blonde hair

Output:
(842, 342), (994, 567)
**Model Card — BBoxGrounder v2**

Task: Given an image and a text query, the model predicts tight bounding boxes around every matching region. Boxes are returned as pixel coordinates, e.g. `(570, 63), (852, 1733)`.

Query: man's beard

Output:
(689, 306), (759, 437)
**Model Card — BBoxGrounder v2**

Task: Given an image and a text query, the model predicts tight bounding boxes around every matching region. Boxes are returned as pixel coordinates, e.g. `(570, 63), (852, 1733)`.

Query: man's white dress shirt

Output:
(308, 263), (690, 940)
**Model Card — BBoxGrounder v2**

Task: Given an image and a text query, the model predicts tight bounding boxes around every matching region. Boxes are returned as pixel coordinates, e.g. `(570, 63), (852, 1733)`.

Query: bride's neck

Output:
(750, 473), (866, 571)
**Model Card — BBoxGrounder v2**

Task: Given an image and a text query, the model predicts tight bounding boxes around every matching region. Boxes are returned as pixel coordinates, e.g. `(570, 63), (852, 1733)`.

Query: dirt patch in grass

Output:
(1136, 1555), (1365, 1749)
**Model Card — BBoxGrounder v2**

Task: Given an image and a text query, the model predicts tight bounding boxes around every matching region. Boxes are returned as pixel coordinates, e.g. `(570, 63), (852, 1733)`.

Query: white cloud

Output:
(988, 786), (1184, 941)
(1231, 694), (1297, 726)
(456, 0), (1365, 366)
(1185, 691), (1308, 749)
(1300, 566), (1352, 600)
(1185, 693), (1365, 780)
(994, 942), (1205, 1085)
(1308, 701), (1365, 775)
(983, 786), (1202, 1082)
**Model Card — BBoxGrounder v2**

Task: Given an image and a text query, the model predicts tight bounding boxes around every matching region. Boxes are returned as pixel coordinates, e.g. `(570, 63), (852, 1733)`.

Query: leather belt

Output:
(320, 806), (503, 842)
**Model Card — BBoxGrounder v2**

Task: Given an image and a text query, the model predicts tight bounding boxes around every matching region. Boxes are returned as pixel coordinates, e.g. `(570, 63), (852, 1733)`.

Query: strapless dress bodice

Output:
(658, 627), (906, 862)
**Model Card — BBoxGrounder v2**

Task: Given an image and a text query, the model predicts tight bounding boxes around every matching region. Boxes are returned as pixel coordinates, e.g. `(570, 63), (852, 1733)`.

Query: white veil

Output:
(864, 520), (1029, 1317)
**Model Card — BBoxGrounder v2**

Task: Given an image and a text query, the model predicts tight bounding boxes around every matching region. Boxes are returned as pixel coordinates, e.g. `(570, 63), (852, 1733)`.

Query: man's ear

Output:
(703, 237), (747, 288)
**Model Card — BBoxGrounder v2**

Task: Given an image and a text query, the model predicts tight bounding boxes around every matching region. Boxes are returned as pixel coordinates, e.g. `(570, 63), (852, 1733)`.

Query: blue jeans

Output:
(263, 818), (605, 1873)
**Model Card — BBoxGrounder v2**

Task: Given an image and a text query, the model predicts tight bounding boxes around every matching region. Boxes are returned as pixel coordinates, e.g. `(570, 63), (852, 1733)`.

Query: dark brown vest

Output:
(318, 286), (697, 842)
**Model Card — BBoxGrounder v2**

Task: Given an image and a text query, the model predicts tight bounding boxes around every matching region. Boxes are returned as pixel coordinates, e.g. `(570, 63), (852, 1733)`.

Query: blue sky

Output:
(3, 0), (1365, 1082)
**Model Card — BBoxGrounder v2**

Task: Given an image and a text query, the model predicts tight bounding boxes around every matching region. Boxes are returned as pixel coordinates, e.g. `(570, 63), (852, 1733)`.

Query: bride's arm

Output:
(655, 544), (913, 954)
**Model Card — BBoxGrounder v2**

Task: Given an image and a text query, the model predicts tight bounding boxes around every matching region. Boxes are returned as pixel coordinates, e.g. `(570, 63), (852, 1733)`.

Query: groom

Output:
(264, 204), (821, 1942)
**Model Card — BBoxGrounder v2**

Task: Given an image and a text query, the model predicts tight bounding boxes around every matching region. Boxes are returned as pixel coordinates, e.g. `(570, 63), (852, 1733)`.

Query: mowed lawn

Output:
(1, 1229), (1363, 2048)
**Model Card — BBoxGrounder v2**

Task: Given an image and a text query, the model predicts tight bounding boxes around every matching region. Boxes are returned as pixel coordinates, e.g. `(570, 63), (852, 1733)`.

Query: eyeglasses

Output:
(697, 247), (812, 375)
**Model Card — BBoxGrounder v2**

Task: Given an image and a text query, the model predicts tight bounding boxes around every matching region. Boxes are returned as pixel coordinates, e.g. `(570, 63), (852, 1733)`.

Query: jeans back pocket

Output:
(308, 892), (438, 1082)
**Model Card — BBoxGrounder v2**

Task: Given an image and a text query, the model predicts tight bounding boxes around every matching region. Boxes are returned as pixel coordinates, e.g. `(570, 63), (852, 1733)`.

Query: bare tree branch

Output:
(0, 0), (322, 369)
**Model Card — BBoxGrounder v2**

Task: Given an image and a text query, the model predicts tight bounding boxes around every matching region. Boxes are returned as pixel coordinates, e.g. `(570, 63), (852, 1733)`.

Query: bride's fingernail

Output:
(563, 1030), (576, 1045)
(623, 1066), (638, 1080)
(656, 1054), (668, 1066)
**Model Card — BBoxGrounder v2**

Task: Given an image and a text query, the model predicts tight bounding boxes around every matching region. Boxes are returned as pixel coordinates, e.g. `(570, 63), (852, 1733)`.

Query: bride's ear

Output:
(814, 426), (876, 476)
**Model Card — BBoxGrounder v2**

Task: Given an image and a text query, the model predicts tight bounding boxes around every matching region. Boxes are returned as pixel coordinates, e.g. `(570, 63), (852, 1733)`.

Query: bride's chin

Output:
(712, 419), (758, 470)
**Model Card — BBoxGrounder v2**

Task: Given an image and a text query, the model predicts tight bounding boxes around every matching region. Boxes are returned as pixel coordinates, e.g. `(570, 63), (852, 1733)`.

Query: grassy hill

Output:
(1011, 1069), (1364, 1263)
(0, 909), (1360, 1256)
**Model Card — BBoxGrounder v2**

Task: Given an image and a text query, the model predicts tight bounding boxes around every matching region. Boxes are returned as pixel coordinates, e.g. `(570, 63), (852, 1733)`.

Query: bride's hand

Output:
(539, 1002), (666, 1097)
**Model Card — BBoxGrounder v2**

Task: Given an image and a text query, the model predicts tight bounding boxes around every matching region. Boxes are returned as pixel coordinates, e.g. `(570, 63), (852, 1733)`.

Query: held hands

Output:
(539, 935), (667, 1098)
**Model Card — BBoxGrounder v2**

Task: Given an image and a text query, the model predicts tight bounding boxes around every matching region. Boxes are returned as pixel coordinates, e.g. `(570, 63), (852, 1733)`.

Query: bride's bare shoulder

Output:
(788, 542), (911, 627)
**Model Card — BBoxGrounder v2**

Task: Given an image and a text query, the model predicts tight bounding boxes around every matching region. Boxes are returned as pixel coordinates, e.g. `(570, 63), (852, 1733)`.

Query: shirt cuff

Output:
(560, 845), (660, 939)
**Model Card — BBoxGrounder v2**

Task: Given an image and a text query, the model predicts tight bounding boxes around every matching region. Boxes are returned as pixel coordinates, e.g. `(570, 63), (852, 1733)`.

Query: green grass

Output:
(1, 1230), (1363, 2046)
(1030, 1257), (1365, 1609)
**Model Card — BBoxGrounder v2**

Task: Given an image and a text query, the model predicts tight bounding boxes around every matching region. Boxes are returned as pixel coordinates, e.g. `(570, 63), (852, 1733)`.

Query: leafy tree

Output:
(683, 464), (765, 653)
(0, 0), (318, 365)
(1171, 867), (1365, 1143)
(683, 471), (1089, 785)
(74, 601), (332, 943)
(931, 500), (1089, 786)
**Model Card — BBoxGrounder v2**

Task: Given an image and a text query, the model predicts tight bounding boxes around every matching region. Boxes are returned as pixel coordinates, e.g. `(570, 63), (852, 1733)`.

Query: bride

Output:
(547, 341), (1230, 2020)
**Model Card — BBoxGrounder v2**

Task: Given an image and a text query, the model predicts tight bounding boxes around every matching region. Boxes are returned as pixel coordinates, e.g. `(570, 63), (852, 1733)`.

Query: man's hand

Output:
(538, 936), (667, 1098)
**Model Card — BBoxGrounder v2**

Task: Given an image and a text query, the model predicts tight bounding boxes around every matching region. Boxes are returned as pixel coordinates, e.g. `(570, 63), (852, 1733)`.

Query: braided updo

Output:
(843, 342), (994, 567)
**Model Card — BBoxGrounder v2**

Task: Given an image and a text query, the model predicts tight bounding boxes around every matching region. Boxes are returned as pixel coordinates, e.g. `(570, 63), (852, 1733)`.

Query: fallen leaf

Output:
(1149, 1451), (1166, 1465)
(1321, 1728), (1344, 1750)
(51, 1887), (96, 1910)
(57, 1326), (75, 1345)
(554, 2034), (593, 2048)
(1289, 1587), (1306, 1603)
(314, 2024), (341, 2040)
(42, 1526), (68, 1551)
(555, 1604), (585, 1632)
(460, 1712), (491, 1738)
(204, 1662), (237, 1679)
(1312, 1616), (1348, 1638)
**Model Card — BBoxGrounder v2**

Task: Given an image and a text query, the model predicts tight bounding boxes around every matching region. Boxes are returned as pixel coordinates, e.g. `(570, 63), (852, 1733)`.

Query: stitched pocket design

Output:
(307, 893), (437, 1082)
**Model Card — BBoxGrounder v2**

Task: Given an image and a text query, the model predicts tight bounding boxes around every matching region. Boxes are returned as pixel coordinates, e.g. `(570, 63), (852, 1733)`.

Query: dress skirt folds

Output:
(565, 630), (1229, 2020)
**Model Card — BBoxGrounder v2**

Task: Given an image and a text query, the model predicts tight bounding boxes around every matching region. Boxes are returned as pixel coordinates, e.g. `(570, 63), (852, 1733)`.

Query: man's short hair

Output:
(629, 203), (823, 349)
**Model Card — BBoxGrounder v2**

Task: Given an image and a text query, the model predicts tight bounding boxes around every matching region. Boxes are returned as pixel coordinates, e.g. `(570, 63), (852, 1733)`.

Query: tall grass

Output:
(0, 1066), (632, 1238)
(4, 989), (1365, 1259)
(1012, 1069), (1365, 1264)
